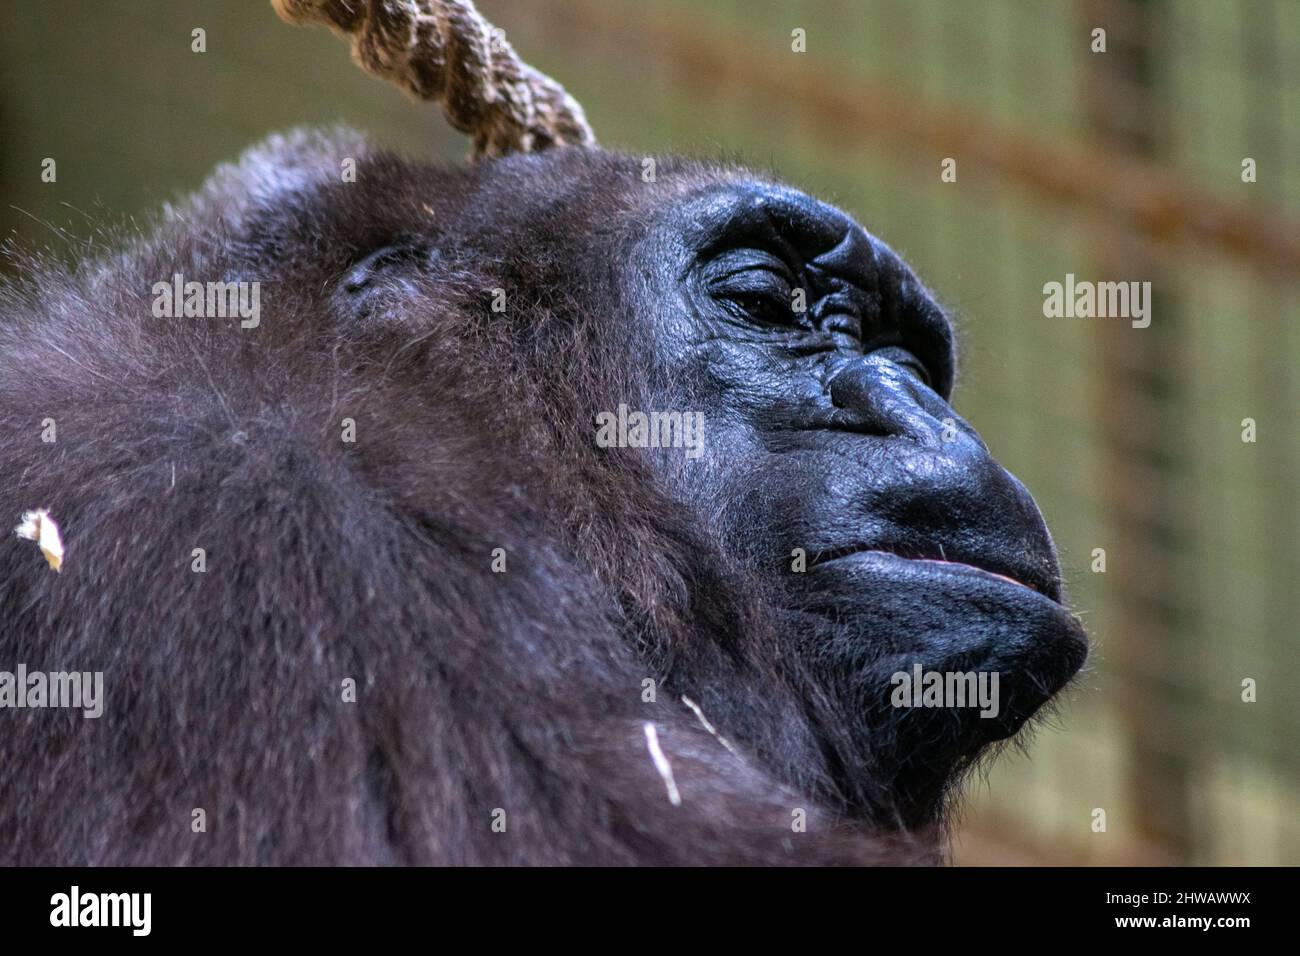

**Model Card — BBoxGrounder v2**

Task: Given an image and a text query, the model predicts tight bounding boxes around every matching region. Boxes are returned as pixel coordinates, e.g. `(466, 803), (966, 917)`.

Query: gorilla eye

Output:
(722, 287), (795, 326)
(706, 250), (802, 328)
(872, 345), (933, 389)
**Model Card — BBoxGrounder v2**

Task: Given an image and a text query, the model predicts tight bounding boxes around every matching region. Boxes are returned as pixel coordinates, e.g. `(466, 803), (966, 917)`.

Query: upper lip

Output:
(812, 543), (1062, 602)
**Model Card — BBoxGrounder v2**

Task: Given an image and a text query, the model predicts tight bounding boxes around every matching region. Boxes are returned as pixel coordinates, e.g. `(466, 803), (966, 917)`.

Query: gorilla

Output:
(0, 128), (1086, 865)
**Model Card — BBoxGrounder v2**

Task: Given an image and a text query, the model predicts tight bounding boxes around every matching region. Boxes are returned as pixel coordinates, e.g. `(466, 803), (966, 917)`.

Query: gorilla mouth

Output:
(811, 546), (1066, 606)
(901, 556), (1040, 592)
(815, 546), (1062, 604)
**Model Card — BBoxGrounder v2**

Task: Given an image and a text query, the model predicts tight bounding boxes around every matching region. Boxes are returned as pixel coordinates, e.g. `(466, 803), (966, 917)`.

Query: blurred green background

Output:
(2, 0), (1296, 864)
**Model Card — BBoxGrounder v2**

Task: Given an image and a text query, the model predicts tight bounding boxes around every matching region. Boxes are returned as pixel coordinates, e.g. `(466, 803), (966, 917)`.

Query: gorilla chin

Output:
(800, 546), (1087, 826)
(0, 130), (1086, 864)
(814, 549), (1087, 726)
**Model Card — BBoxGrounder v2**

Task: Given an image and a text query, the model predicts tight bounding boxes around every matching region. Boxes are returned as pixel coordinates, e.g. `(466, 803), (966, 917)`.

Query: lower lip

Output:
(902, 556), (1036, 592)
(809, 549), (1087, 657)
(825, 549), (1049, 600)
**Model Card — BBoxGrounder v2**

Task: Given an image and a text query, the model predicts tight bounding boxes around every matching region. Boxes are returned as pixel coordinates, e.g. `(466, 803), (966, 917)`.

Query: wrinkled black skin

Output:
(0, 130), (1085, 864)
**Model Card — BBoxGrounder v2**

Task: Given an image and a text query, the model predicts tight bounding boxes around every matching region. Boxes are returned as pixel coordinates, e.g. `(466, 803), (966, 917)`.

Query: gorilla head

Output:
(642, 176), (1087, 826)
(0, 130), (1086, 864)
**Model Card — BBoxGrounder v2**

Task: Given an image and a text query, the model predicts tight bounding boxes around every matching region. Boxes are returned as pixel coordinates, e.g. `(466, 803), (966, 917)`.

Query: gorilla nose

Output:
(826, 354), (972, 451)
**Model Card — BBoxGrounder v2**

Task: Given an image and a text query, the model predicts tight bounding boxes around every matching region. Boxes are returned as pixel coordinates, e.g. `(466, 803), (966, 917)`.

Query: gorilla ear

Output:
(343, 240), (437, 294)
(336, 238), (441, 323)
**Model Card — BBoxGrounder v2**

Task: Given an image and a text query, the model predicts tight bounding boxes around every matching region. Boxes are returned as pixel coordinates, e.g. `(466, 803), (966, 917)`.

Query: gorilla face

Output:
(631, 178), (1088, 822)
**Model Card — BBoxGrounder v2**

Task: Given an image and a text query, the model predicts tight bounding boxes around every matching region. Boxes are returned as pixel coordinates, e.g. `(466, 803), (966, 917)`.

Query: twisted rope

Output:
(272, 0), (596, 159)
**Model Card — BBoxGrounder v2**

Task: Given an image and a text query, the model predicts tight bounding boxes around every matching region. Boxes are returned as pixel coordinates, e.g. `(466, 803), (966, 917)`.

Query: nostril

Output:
(826, 356), (900, 408)
(825, 358), (952, 448)
(824, 361), (908, 441)
(827, 359), (871, 410)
